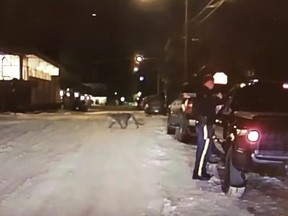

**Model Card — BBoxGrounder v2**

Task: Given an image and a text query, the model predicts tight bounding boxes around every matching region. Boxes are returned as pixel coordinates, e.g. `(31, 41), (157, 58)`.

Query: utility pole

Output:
(184, 0), (189, 83)
(157, 69), (160, 95)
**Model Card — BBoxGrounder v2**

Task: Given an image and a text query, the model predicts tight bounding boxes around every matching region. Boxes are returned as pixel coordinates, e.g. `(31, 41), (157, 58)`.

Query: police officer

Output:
(192, 74), (222, 180)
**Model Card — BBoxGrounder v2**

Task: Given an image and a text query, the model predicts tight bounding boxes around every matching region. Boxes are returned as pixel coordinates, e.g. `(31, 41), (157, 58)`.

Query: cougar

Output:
(107, 113), (144, 129)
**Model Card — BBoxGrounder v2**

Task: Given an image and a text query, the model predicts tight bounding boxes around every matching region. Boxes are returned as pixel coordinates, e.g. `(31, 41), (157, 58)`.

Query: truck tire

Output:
(176, 119), (190, 144)
(166, 116), (175, 134)
(222, 147), (246, 198)
(167, 124), (175, 135)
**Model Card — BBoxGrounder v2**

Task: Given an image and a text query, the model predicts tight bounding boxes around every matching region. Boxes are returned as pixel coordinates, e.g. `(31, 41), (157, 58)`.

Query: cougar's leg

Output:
(131, 115), (139, 128)
(118, 121), (125, 129)
(108, 121), (115, 128)
(124, 117), (129, 128)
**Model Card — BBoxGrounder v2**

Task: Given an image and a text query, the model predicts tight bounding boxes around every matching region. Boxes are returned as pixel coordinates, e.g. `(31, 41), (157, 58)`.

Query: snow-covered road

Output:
(0, 113), (287, 216)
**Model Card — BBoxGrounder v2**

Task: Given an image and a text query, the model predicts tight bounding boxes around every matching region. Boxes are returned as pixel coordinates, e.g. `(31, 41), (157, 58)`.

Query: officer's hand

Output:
(216, 92), (223, 99)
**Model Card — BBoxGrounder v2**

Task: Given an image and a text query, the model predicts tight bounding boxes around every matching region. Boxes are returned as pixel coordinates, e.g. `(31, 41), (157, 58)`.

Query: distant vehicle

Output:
(72, 95), (91, 111)
(214, 81), (288, 198)
(144, 95), (165, 115)
(166, 92), (197, 143)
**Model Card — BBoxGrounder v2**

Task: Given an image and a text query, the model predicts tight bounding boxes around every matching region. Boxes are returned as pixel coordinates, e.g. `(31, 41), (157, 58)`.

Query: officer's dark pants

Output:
(193, 123), (214, 176)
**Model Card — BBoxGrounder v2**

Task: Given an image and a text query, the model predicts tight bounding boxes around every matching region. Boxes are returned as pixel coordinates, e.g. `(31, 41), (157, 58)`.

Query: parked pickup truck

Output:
(166, 92), (197, 143)
(214, 80), (288, 198)
(167, 83), (230, 144)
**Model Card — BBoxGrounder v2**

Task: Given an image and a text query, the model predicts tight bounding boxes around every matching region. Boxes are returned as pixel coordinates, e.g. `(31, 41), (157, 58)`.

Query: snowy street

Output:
(0, 112), (287, 216)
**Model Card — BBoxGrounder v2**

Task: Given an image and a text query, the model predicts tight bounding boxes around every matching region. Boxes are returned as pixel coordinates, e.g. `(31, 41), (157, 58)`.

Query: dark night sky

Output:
(201, 0), (288, 80)
(0, 0), (179, 69)
(1, 0), (288, 94)
(0, 0), (183, 95)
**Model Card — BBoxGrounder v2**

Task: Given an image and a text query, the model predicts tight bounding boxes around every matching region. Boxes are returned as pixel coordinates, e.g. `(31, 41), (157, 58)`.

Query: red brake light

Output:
(184, 99), (193, 112)
(283, 83), (288, 89)
(247, 130), (260, 142)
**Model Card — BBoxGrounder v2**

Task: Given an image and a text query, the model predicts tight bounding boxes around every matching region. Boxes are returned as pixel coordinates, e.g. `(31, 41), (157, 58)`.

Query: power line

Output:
(190, 0), (227, 25)
(198, 0), (226, 24)
(191, 0), (215, 22)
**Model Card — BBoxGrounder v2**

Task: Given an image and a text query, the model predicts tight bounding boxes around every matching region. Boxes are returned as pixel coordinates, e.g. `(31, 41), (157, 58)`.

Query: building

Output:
(0, 48), (61, 111)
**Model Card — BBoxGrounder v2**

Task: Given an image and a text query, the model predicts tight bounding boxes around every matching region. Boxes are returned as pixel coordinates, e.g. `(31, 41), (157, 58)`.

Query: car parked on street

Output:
(214, 80), (288, 198)
(144, 95), (166, 115)
(72, 95), (91, 111)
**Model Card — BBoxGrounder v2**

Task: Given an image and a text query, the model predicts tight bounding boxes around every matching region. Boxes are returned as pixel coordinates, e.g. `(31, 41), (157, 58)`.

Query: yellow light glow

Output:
(27, 55), (59, 77)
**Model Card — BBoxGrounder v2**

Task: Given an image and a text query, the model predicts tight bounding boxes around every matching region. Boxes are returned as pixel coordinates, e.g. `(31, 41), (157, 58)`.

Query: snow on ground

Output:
(0, 112), (287, 215)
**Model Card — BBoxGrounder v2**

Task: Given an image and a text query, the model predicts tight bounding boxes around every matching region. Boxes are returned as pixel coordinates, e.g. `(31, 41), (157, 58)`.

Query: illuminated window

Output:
(0, 55), (20, 80)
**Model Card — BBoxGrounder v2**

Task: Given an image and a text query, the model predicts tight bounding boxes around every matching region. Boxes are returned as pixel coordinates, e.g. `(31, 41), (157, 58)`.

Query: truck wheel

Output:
(166, 115), (175, 134)
(167, 124), (175, 135)
(177, 120), (190, 144)
(167, 122), (176, 134)
(222, 147), (246, 198)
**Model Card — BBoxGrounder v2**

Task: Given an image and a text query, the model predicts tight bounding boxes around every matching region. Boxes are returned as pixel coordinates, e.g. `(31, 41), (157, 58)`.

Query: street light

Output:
(74, 92), (80, 98)
(133, 54), (161, 94)
(139, 76), (145, 82)
(133, 67), (139, 72)
(135, 55), (144, 63)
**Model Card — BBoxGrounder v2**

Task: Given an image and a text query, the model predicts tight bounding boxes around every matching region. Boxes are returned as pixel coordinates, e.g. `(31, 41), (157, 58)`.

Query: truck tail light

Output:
(236, 129), (260, 143)
(184, 98), (192, 109)
(184, 102), (193, 113)
(247, 130), (260, 142)
(283, 83), (288, 89)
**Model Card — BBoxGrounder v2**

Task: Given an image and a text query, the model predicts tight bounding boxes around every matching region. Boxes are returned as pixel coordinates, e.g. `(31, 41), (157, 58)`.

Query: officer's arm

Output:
(195, 92), (208, 125)
(195, 88), (208, 117)
(212, 93), (224, 105)
(213, 96), (224, 105)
